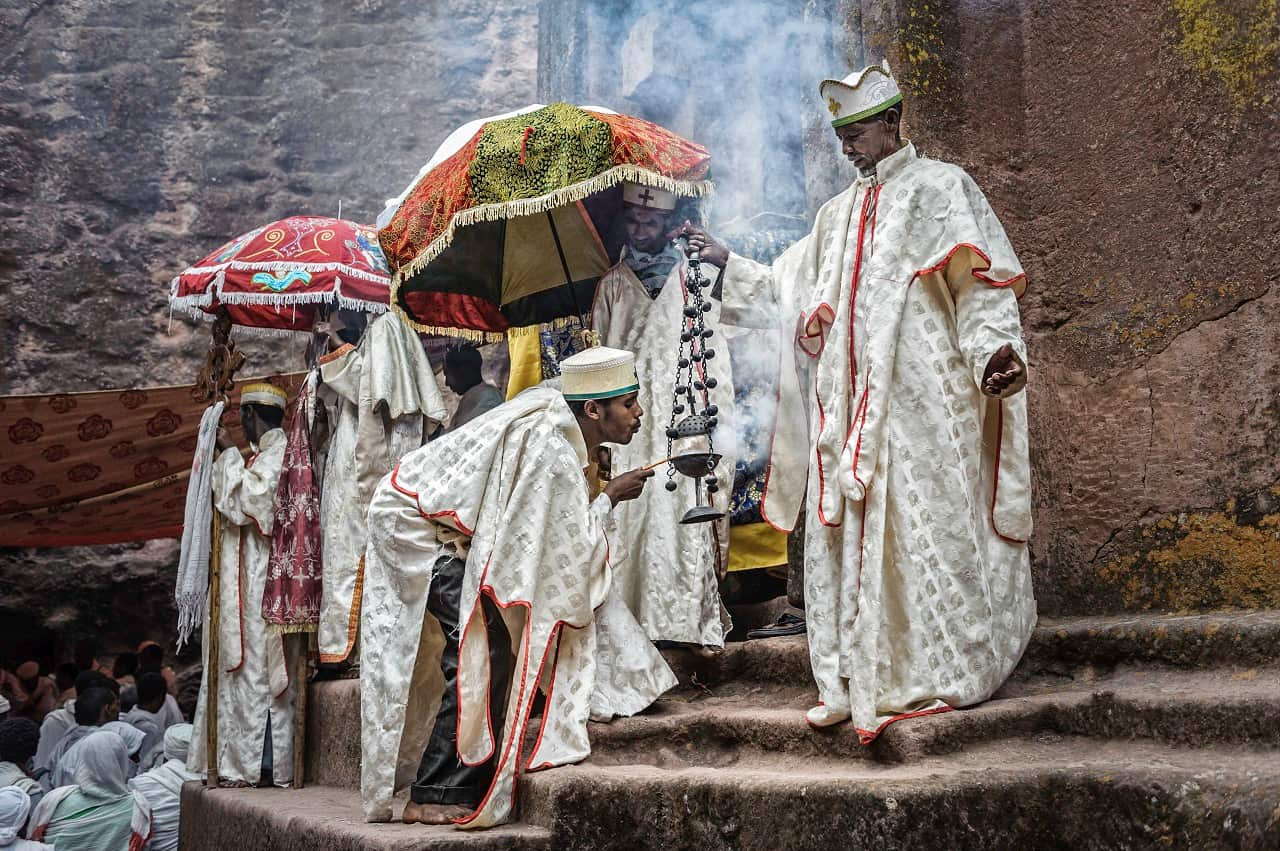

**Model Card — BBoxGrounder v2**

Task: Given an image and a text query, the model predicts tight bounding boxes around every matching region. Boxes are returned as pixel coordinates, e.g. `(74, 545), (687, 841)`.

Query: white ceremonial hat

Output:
(819, 60), (903, 128)
(239, 382), (288, 410)
(560, 346), (639, 401)
(622, 181), (677, 212)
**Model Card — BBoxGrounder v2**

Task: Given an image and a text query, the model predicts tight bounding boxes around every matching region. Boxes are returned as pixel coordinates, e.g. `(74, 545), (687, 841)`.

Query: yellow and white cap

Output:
(820, 60), (902, 128)
(560, 346), (639, 401)
(622, 181), (677, 211)
(239, 382), (288, 409)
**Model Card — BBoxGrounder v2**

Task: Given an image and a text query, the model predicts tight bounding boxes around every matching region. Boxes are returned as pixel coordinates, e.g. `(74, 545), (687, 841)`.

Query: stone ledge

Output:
(521, 740), (1280, 850)
(178, 783), (554, 851)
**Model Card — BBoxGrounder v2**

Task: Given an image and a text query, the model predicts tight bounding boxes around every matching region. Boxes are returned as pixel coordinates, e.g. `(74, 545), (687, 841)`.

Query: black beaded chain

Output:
(664, 250), (720, 494)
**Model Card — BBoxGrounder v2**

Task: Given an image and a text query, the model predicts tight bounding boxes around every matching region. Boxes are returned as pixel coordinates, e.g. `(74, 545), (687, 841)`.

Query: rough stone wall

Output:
(0, 0), (538, 657)
(539, 0), (1279, 615)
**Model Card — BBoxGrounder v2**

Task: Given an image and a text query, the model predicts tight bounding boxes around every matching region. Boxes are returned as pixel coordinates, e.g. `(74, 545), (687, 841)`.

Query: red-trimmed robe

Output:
(721, 142), (1036, 742)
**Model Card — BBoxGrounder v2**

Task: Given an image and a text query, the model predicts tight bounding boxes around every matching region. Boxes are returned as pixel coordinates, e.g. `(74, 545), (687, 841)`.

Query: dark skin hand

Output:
(603, 467), (655, 506)
(673, 221), (729, 267)
(982, 343), (1025, 397)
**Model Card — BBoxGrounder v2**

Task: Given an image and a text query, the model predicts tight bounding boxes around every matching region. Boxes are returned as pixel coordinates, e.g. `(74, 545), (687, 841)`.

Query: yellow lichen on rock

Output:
(1171, 0), (1280, 108)
(1099, 508), (1280, 610)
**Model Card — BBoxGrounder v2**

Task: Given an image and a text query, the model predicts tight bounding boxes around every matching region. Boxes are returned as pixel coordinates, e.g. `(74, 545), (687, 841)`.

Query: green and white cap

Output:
(560, 346), (639, 401)
(820, 60), (903, 128)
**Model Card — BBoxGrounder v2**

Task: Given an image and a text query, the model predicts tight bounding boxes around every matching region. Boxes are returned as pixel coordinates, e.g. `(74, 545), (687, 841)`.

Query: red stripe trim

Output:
(989, 400), (1028, 544)
(389, 464), (475, 536)
(855, 705), (954, 745)
(225, 533), (247, 674)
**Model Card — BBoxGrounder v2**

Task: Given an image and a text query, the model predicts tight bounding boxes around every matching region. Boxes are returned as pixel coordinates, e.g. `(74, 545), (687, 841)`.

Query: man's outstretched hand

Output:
(672, 221), (730, 267)
(981, 343), (1025, 397)
(604, 467), (655, 506)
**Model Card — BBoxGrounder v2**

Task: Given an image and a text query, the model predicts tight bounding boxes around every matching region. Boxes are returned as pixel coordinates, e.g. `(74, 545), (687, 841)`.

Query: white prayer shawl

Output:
(41, 724), (92, 789)
(721, 142), (1036, 741)
(591, 260), (736, 647)
(30, 731), (152, 851)
(188, 429), (296, 785)
(52, 722), (145, 789)
(360, 385), (674, 828)
(32, 705), (74, 775)
(175, 402), (226, 650)
(121, 709), (165, 770)
(128, 727), (198, 851)
(317, 310), (448, 663)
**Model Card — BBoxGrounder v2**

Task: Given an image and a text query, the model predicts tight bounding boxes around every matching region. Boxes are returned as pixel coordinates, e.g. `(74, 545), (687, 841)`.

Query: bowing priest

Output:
(679, 61), (1037, 739)
(359, 347), (676, 829)
(591, 182), (735, 655)
(314, 310), (449, 665)
(189, 382), (299, 785)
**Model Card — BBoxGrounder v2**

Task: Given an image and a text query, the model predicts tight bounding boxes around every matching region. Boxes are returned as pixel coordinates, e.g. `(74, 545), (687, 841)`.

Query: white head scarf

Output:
(161, 723), (192, 764)
(73, 730), (131, 800)
(101, 721), (145, 757)
(0, 786), (30, 845)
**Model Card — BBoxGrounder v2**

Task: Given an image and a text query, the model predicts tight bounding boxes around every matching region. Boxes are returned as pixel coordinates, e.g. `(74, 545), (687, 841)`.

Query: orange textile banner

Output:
(0, 373), (305, 548)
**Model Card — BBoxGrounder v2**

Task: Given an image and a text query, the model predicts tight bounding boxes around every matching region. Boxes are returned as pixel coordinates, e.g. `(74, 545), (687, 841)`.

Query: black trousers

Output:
(411, 555), (514, 806)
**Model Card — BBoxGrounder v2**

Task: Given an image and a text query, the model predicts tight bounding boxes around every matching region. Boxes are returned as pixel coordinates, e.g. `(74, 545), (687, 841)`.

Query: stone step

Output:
(302, 612), (1280, 789)
(519, 738), (1280, 850)
(587, 666), (1280, 765)
(179, 783), (554, 851)
(669, 610), (1280, 691)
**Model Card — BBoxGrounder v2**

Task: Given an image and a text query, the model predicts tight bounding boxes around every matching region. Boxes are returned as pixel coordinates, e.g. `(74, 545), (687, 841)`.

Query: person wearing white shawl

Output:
(188, 383), (297, 785)
(0, 787), (50, 850)
(361, 348), (675, 829)
(29, 731), (152, 851)
(591, 181), (736, 653)
(679, 61), (1036, 739)
(42, 686), (117, 790)
(0, 720), (43, 815)
(129, 724), (199, 851)
(51, 720), (144, 789)
(314, 309), (448, 665)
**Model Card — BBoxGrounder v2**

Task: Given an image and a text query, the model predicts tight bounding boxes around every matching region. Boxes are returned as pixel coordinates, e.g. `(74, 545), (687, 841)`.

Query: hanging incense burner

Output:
(663, 240), (723, 525)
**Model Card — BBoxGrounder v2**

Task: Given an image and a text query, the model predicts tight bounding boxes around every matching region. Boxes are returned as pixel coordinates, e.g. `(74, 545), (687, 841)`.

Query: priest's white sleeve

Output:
(319, 342), (363, 406)
(946, 254), (1028, 396)
(211, 440), (282, 534)
(720, 253), (781, 330)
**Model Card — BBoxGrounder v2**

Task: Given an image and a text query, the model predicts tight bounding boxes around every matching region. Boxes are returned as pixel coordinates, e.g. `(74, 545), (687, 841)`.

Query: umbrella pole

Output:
(292, 632), (311, 788)
(206, 509), (222, 788)
(545, 211), (583, 319)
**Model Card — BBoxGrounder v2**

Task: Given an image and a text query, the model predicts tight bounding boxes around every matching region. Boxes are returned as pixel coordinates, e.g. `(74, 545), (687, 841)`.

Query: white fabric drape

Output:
(316, 311), (448, 663)
(720, 142), (1036, 740)
(591, 261), (735, 648)
(175, 402), (225, 650)
(188, 429), (297, 785)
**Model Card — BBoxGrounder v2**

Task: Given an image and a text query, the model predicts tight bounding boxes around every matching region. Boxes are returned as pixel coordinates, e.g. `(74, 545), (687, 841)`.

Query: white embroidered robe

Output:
(316, 311), (448, 663)
(591, 260), (736, 647)
(721, 142), (1037, 741)
(359, 385), (675, 828)
(189, 428), (296, 784)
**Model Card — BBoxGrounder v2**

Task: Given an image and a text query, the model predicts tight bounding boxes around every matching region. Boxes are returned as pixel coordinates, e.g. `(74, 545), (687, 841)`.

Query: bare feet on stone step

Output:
(402, 801), (472, 825)
(656, 640), (723, 659)
(806, 703), (852, 728)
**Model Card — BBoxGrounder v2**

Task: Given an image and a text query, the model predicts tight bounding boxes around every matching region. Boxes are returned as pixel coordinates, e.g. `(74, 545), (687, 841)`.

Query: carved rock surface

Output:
(0, 0), (537, 655)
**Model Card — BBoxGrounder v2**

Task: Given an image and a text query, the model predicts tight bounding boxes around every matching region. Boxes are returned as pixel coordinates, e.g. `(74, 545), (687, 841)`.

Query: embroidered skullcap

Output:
(239, 382), (288, 410)
(820, 60), (903, 128)
(622, 181), (677, 212)
(560, 346), (639, 401)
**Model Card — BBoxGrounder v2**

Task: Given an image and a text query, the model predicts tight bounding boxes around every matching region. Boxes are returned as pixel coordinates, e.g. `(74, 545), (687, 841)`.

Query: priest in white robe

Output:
(680, 61), (1037, 740)
(591, 182), (735, 652)
(360, 347), (676, 829)
(314, 310), (448, 664)
(189, 382), (297, 785)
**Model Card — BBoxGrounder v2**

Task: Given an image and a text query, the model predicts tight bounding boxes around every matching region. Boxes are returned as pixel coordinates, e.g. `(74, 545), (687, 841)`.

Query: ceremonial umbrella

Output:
(378, 102), (713, 341)
(169, 216), (391, 333)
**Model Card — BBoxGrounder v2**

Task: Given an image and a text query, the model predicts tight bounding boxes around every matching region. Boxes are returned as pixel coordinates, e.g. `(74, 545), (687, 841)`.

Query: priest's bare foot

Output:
(688, 644), (723, 660)
(402, 801), (471, 825)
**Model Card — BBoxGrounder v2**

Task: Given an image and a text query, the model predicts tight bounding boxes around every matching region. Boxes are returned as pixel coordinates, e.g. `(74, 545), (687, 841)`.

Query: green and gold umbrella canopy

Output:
(378, 103), (714, 340)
